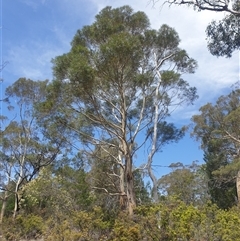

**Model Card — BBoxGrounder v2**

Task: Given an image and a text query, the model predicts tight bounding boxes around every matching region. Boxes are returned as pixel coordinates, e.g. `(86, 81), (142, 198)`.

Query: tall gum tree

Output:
(48, 5), (197, 215)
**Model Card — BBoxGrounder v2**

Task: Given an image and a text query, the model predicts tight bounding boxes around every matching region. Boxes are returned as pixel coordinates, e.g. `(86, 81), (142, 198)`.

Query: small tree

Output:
(192, 89), (240, 205)
(1, 78), (62, 219)
(203, 141), (237, 209)
(158, 161), (209, 205)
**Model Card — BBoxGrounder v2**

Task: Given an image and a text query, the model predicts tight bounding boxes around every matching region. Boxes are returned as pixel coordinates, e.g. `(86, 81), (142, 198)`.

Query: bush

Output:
(111, 212), (141, 241)
(2, 214), (44, 240)
(2, 200), (240, 241)
(135, 199), (240, 241)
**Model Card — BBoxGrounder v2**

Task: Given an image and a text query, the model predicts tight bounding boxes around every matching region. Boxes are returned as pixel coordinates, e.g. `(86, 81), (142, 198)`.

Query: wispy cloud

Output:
(6, 40), (64, 81)
(4, 0), (239, 108)
(19, 0), (46, 9)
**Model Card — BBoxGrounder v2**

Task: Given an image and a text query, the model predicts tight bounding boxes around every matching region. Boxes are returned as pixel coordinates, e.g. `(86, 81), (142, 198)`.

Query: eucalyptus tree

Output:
(206, 7), (240, 57)
(1, 78), (63, 219)
(192, 89), (240, 204)
(47, 5), (197, 214)
(158, 161), (209, 205)
(203, 141), (237, 208)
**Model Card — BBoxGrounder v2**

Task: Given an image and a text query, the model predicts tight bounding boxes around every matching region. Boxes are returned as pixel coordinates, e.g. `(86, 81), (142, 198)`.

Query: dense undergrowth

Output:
(2, 199), (240, 241)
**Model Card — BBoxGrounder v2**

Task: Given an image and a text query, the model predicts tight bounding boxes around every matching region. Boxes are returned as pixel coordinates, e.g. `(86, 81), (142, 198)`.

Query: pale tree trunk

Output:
(148, 166), (159, 202)
(13, 128), (28, 219)
(237, 170), (240, 204)
(147, 52), (174, 202)
(13, 179), (22, 219)
(13, 158), (25, 219)
(147, 53), (162, 203)
(0, 191), (9, 224)
(119, 151), (127, 210)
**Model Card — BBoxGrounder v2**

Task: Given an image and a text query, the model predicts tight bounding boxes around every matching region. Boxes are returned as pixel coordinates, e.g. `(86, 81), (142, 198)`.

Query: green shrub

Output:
(2, 214), (44, 240)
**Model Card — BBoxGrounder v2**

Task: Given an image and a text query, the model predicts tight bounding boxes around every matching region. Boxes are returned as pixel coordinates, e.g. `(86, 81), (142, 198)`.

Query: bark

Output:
(0, 191), (8, 224)
(148, 166), (159, 202)
(125, 155), (136, 216)
(120, 86), (136, 215)
(13, 183), (21, 219)
(119, 151), (127, 210)
(147, 52), (162, 203)
(147, 52), (175, 202)
(13, 165), (24, 219)
(121, 142), (136, 215)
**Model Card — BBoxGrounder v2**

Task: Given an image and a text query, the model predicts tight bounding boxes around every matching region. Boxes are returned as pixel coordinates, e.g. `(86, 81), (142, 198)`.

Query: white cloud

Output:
(6, 41), (64, 80)
(19, 0), (45, 9)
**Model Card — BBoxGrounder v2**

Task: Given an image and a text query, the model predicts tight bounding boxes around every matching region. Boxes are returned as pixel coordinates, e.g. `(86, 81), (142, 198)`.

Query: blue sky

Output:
(0, 0), (239, 176)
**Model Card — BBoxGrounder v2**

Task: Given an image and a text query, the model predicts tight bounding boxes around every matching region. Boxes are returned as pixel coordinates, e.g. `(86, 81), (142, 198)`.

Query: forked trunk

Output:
(13, 176), (23, 219)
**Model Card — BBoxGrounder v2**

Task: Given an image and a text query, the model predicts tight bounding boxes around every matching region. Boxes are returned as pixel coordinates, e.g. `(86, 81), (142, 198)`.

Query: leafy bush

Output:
(2, 214), (44, 240)
(111, 212), (141, 241)
(135, 199), (240, 241)
(2, 200), (240, 241)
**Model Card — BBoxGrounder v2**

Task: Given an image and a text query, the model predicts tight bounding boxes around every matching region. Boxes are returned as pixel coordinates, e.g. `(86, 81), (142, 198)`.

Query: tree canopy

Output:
(206, 7), (240, 57)
(152, 0), (240, 57)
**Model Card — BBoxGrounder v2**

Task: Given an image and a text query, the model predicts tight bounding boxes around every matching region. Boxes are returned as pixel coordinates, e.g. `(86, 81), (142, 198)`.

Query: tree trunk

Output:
(120, 92), (136, 215)
(237, 170), (240, 204)
(125, 156), (136, 216)
(147, 53), (162, 203)
(119, 163), (127, 210)
(0, 191), (9, 223)
(148, 166), (159, 202)
(13, 192), (19, 219)
(13, 176), (23, 219)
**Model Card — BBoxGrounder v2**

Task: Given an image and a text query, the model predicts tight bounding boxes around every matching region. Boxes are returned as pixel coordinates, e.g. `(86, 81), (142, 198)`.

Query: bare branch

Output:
(92, 187), (126, 196)
(157, 0), (240, 15)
